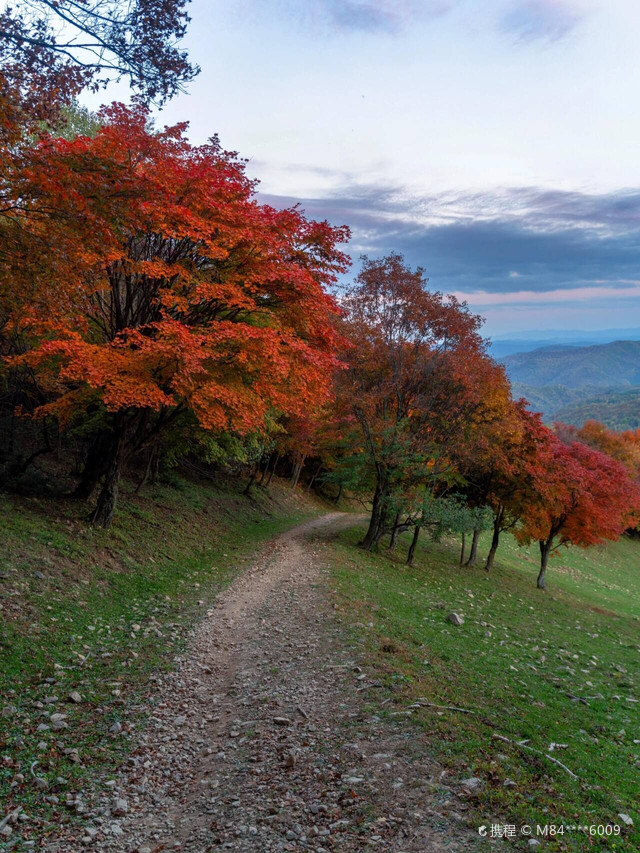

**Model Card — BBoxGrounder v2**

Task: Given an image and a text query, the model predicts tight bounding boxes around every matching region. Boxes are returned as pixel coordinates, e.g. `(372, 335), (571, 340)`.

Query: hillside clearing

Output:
(331, 525), (640, 851)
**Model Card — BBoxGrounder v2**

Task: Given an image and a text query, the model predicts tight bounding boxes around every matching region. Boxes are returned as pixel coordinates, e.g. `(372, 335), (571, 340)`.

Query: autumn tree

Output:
(1, 0), (197, 118)
(3, 104), (349, 525)
(446, 389), (521, 567)
(0, 0), (197, 283)
(559, 420), (640, 480)
(453, 402), (554, 571)
(334, 253), (506, 552)
(516, 435), (640, 589)
(243, 412), (320, 496)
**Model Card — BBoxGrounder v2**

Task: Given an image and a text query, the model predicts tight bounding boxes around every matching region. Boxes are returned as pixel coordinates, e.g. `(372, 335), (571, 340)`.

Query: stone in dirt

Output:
(460, 777), (484, 793)
(111, 797), (128, 817)
(447, 612), (464, 626)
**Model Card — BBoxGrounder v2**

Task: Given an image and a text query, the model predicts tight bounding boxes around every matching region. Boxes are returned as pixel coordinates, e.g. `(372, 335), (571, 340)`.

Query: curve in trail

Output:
(88, 513), (478, 852)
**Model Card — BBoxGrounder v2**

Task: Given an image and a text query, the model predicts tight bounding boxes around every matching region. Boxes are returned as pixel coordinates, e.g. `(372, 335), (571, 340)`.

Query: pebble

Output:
(460, 776), (484, 793)
(111, 797), (128, 817)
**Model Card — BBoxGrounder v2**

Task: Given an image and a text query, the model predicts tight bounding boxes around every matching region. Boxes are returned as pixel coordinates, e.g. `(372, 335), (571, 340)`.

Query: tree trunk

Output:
(465, 528), (480, 566)
(265, 452), (280, 488)
(89, 435), (124, 528)
(406, 524), (421, 565)
(151, 451), (160, 485)
(361, 483), (385, 550)
(460, 531), (466, 566)
(134, 447), (155, 494)
(74, 430), (113, 500)
(371, 505), (388, 550)
(537, 538), (552, 589)
(8, 444), (51, 477)
(307, 461), (322, 492)
(485, 507), (504, 572)
(333, 483), (343, 505)
(258, 454), (271, 485)
(7, 399), (16, 460)
(388, 513), (401, 550)
(243, 461), (260, 495)
(291, 454), (305, 490)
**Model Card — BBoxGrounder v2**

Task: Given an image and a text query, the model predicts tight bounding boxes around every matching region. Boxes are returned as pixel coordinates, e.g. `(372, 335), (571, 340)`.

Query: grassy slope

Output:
(330, 525), (640, 851)
(0, 474), (325, 840)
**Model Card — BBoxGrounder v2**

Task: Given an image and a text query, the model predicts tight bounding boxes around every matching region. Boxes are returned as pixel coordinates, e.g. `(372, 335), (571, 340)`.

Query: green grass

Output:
(0, 474), (323, 845)
(330, 525), (640, 851)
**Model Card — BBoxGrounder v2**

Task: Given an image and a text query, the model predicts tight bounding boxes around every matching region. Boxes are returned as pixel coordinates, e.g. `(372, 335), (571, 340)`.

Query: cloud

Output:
(328, 1), (407, 33)
(258, 182), (640, 308)
(500, 0), (585, 42)
(261, 0), (453, 35)
(452, 283), (640, 308)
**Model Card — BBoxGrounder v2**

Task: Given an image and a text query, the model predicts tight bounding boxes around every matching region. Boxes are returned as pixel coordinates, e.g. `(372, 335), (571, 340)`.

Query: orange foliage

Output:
(516, 433), (640, 587)
(4, 104), (350, 437)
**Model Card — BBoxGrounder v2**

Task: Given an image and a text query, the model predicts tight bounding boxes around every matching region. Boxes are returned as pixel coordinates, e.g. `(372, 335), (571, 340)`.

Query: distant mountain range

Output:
(499, 339), (640, 428)
(488, 327), (640, 359)
(503, 340), (640, 389)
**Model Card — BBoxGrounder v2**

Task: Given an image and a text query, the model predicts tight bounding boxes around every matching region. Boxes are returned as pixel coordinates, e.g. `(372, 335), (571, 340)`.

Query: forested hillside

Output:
(504, 341), (640, 424)
(503, 340), (640, 389)
(555, 388), (640, 430)
(510, 382), (598, 419)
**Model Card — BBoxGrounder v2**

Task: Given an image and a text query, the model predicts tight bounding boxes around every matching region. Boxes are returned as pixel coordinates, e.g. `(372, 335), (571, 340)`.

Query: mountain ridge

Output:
(502, 339), (640, 390)
(554, 388), (640, 430)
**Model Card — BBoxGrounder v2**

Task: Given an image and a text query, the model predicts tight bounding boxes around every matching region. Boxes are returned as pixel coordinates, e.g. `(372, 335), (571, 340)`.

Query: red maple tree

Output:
(4, 104), (350, 524)
(333, 253), (509, 552)
(516, 434), (640, 589)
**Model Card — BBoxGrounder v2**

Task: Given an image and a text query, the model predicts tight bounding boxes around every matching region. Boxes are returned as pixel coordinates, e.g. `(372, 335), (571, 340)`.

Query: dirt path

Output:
(65, 513), (480, 852)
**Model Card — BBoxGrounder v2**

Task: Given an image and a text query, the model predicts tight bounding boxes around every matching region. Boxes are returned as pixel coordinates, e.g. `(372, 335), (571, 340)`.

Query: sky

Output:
(92, 0), (640, 336)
